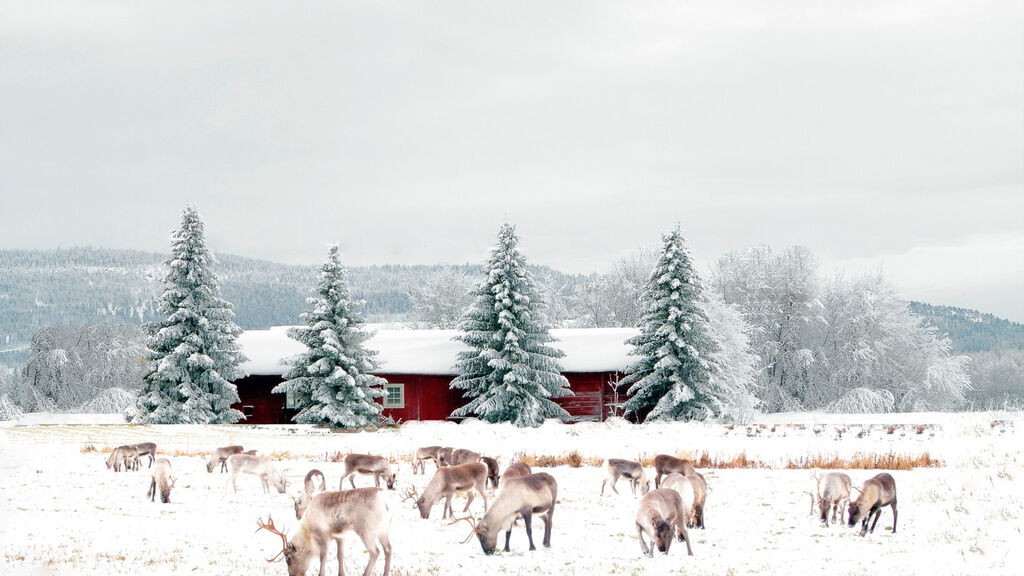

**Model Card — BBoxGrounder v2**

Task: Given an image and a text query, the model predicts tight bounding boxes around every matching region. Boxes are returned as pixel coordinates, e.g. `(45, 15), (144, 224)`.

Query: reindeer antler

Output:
(449, 515), (479, 544)
(401, 485), (420, 507)
(255, 514), (290, 562)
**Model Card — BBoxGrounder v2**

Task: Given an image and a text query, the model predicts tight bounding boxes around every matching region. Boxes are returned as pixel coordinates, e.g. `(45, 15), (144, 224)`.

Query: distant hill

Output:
(1, 249), (1019, 361)
(0, 248), (577, 353)
(909, 301), (1024, 353)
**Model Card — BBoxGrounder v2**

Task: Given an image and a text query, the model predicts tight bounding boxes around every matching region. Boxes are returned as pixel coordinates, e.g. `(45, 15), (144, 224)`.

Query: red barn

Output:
(232, 327), (638, 425)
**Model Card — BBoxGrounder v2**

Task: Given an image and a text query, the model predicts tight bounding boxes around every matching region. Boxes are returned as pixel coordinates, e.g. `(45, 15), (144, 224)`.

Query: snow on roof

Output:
(237, 326), (639, 376)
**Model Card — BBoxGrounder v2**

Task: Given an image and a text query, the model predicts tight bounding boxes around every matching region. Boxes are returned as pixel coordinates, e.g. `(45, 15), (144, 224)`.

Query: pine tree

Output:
(621, 226), (717, 421)
(135, 206), (247, 424)
(450, 223), (573, 427)
(272, 245), (387, 428)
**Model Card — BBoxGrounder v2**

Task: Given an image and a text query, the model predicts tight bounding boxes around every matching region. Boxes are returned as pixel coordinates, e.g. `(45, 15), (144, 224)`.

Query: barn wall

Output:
(234, 370), (625, 424)
(233, 375), (296, 425)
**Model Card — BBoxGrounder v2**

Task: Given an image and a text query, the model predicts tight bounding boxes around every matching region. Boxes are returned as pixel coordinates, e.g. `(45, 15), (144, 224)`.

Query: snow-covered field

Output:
(1, 412), (1021, 576)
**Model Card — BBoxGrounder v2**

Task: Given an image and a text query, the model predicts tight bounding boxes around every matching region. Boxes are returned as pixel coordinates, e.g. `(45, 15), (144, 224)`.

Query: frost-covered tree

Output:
(273, 245), (387, 428)
(701, 293), (760, 422)
(712, 245), (823, 412)
(450, 223), (572, 427)
(14, 324), (144, 412)
(621, 227), (718, 421)
(408, 270), (476, 328)
(135, 206), (247, 424)
(572, 248), (656, 328)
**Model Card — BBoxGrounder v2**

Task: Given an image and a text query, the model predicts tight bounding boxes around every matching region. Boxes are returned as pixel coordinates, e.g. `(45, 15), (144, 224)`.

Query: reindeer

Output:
(295, 469), (328, 519)
(227, 454), (288, 494)
(437, 447), (455, 467)
(338, 454), (396, 490)
(207, 445), (245, 473)
(499, 462), (531, 486)
(481, 457), (500, 488)
(686, 471), (708, 529)
(413, 446), (442, 475)
(653, 455), (696, 488)
(408, 461), (488, 520)
(129, 442), (157, 469)
(450, 448), (481, 466)
(659, 473), (696, 527)
(147, 458), (176, 504)
(814, 471), (852, 526)
(848, 473), (897, 536)
(453, 472), (558, 554)
(601, 458), (650, 496)
(635, 489), (694, 557)
(105, 445), (137, 472)
(257, 488), (392, 576)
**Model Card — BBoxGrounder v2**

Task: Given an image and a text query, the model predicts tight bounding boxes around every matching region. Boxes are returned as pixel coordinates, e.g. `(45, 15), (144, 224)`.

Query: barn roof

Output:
(238, 326), (639, 376)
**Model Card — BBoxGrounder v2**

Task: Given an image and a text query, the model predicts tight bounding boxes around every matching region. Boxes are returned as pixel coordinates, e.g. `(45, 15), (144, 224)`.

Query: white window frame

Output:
(285, 390), (299, 409)
(383, 383), (405, 409)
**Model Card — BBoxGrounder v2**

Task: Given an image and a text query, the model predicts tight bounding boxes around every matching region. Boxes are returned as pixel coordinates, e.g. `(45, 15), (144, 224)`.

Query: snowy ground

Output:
(1, 412), (1021, 576)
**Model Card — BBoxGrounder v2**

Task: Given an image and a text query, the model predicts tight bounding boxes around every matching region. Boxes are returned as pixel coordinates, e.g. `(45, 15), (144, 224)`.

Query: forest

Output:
(0, 246), (1020, 418)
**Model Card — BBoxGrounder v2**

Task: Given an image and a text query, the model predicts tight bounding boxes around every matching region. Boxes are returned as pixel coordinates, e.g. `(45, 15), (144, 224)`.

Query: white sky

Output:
(1, 1), (1022, 321)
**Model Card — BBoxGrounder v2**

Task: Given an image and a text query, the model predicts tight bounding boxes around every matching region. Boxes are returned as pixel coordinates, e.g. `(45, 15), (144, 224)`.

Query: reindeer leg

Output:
(869, 506), (882, 533)
(891, 499), (898, 533)
(443, 494), (453, 519)
(479, 484), (489, 512)
(356, 533), (380, 576)
(463, 491), (475, 513)
(600, 478), (607, 496)
(504, 528), (512, 552)
(541, 509), (553, 548)
(350, 474), (358, 490)
(677, 520), (694, 556)
(522, 510), (536, 551)
(637, 524), (651, 557)
(379, 534), (392, 576)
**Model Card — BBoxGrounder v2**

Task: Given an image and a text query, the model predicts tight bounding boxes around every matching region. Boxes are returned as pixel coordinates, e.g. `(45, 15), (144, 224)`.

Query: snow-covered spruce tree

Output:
(621, 227), (718, 421)
(450, 223), (572, 427)
(272, 245), (387, 428)
(135, 206), (247, 424)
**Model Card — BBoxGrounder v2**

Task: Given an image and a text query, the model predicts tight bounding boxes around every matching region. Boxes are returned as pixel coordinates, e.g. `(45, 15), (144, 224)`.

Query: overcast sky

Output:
(1, 1), (1022, 321)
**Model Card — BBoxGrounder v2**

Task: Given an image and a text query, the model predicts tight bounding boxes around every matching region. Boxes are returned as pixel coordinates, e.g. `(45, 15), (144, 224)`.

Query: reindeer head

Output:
(256, 515), (305, 575)
(847, 487), (864, 527)
(651, 519), (674, 554)
(451, 515), (498, 555)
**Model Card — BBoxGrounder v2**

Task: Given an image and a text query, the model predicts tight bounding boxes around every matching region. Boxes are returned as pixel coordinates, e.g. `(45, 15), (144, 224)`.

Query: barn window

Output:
(242, 405), (254, 417)
(285, 390), (298, 409)
(383, 383), (405, 409)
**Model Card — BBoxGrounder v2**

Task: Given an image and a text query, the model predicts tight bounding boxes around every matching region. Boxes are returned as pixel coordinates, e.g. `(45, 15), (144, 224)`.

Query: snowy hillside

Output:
(1, 412), (1020, 575)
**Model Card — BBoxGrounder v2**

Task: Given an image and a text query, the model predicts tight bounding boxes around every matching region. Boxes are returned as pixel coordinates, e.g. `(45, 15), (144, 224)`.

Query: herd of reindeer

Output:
(103, 442), (899, 576)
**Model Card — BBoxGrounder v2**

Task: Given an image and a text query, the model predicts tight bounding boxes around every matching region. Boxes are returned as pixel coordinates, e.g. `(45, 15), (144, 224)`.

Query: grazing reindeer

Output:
(653, 455), (696, 488)
(129, 442), (157, 469)
(257, 488), (392, 576)
(814, 471), (852, 526)
(453, 472), (558, 554)
(413, 446), (442, 475)
(601, 459), (650, 496)
(147, 458), (176, 504)
(499, 462), (531, 486)
(848, 473), (897, 536)
(635, 489), (694, 557)
(686, 471), (708, 529)
(207, 445), (245, 473)
(450, 448), (481, 466)
(659, 473), (696, 527)
(227, 454), (288, 494)
(105, 445), (137, 472)
(409, 461), (488, 519)
(437, 447), (455, 467)
(481, 457), (500, 488)
(338, 454), (396, 490)
(294, 469), (328, 519)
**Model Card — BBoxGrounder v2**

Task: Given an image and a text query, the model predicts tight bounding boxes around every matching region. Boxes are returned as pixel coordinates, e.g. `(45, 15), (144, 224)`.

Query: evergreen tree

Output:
(450, 223), (572, 427)
(272, 245), (387, 428)
(622, 227), (717, 421)
(135, 206), (247, 424)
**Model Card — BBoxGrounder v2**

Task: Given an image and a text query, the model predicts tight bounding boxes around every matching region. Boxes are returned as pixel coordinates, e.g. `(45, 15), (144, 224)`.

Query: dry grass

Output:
(785, 451), (942, 470)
